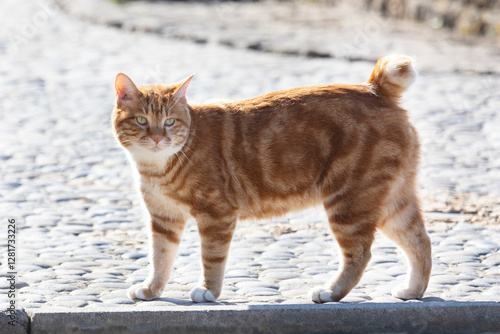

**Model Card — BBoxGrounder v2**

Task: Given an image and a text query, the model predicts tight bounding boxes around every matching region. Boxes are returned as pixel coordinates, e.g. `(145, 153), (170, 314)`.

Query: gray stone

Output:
(293, 261), (323, 269)
(52, 295), (102, 303)
(259, 251), (295, 261)
(19, 287), (58, 296)
(25, 216), (59, 227)
(58, 225), (93, 234)
(438, 254), (480, 264)
(87, 282), (130, 290)
(451, 284), (482, 293)
(0, 308), (29, 333)
(485, 267), (500, 276)
(237, 287), (282, 296)
(58, 262), (100, 269)
(19, 294), (46, 304)
(122, 252), (147, 260)
(136, 301), (179, 307)
(125, 276), (147, 284)
(113, 265), (144, 271)
(16, 264), (42, 272)
(341, 296), (369, 303)
(485, 288), (500, 296)
(47, 300), (89, 308)
(225, 269), (258, 279)
(172, 274), (201, 285)
(359, 272), (395, 285)
(84, 303), (121, 308)
(37, 284), (78, 292)
(54, 269), (88, 276)
(483, 255), (500, 266)
(69, 290), (100, 296)
(92, 278), (125, 283)
(0, 280), (29, 290)
(259, 271), (301, 282)
(370, 255), (400, 264)
(464, 279), (493, 288)
(261, 262), (298, 270)
(82, 273), (122, 280)
(105, 298), (136, 305)
(99, 290), (129, 300)
(235, 281), (279, 289)
(463, 247), (493, 256)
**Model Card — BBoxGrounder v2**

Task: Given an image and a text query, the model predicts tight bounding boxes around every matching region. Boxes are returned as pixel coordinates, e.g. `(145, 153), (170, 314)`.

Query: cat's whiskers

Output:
(174, 152), (184, 168)
(186, 131), (202, 142)
(179, 143), (195, 157)
(179, 150), (192, 165)
(167, 155), (174, 168)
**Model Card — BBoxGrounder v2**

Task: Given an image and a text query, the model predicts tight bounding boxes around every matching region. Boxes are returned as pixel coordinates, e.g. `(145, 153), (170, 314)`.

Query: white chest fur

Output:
(139, 176), (190, 221)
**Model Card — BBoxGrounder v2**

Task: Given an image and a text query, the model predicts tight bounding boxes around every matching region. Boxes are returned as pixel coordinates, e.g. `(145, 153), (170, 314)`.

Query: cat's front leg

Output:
(128, 215), (186, 300)
(190, 215), (236, 303)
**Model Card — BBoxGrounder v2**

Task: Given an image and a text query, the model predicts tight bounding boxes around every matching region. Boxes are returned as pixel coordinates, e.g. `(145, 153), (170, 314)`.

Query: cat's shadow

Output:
(142, 296), (446, 307)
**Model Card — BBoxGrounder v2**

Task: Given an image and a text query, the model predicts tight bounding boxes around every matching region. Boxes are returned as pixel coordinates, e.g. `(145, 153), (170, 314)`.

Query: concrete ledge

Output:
(1, 310), (29, 334)
(27, 302), (500, 334)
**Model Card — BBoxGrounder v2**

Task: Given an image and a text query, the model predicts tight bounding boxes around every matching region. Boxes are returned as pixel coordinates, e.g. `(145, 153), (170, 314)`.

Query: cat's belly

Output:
(237, 191), (322, 220)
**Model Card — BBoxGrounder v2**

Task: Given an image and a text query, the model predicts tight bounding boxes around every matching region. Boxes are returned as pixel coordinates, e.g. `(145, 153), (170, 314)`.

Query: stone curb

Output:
(12, 302), (500, 333)
(1, 310), (30, 334)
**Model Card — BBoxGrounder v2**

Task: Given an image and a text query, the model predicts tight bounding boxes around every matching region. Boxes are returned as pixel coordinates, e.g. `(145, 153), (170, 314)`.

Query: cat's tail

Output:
(367, 54), (417, 101)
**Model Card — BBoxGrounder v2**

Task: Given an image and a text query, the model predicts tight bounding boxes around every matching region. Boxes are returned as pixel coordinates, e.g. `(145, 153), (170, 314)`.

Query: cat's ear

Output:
(115, 73), (141, 102)
(173, 74), (195, 104)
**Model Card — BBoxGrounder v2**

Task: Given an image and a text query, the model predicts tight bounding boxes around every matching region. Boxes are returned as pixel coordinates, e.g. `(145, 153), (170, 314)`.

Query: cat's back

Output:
(231, 83), (378, 108)
(190, 82), (416, 159)
(194, 83), (411, 145)
(206, 83), (403, 124)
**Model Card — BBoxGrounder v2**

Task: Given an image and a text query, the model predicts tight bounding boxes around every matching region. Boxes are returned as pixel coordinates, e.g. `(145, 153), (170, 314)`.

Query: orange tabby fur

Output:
(112, 55), (432, 303)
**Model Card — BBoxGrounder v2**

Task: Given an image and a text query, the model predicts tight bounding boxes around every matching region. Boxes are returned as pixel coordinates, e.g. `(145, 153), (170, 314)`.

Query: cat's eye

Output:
(164, 119), (175, 127)
(136, 117), (148, 126)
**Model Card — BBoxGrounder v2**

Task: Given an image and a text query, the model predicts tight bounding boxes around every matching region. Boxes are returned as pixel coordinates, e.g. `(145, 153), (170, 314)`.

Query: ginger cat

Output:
(112, 55), (432, 303)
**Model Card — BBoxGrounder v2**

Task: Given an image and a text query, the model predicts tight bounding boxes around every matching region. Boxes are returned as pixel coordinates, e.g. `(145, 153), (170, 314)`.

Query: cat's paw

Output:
(308, 287), (335, 303)
(189, 286), (217, 303)
(391, 285), (424, 300)
(127, 283), (162, 301)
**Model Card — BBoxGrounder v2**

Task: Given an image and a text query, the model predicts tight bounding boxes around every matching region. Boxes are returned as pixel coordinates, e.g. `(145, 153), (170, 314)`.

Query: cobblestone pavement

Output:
(59, 0), (500, 74)
(0, 0), (499, 312)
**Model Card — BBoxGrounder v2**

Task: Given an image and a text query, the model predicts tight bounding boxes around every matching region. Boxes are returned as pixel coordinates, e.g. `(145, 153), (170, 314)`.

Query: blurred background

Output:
(60, 0), (500, 74)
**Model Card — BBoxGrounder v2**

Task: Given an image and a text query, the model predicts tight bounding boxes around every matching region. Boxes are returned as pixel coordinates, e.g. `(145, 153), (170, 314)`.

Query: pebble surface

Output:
(0, 0), (499, 311)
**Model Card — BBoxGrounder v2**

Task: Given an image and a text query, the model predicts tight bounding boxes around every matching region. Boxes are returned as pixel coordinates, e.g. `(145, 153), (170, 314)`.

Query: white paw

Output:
(308, 287), (334, 303)
(189, 286), (217, 303)
(127, 283), (161, 301)
(392, 285), (423, 300)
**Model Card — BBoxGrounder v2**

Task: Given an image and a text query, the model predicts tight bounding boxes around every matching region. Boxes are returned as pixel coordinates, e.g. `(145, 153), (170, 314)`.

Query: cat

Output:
(112, 54), (432, 304)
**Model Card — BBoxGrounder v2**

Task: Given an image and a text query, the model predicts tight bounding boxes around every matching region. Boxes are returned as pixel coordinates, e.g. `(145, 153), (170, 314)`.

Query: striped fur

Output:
(113, 55), (432, 303)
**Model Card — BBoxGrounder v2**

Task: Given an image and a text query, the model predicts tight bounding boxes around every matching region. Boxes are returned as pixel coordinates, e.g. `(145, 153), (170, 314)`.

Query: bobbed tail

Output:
(367, 54), (417, 101)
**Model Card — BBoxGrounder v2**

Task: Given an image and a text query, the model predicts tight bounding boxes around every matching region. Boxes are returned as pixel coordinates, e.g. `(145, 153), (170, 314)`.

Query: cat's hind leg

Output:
(309, 200), (377, 303)
(378, 197), (432, 300)
(190, 215), (236, 303)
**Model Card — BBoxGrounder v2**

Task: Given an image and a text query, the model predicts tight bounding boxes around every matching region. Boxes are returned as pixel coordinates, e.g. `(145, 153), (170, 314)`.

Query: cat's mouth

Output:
(136, 139), (169, 153)
(139, 142), (164, 152)
(149, 146), (162, 152)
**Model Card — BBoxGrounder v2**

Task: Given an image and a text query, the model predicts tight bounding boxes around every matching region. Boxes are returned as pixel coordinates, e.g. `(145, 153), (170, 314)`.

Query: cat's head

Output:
(112, 73), (194, 161)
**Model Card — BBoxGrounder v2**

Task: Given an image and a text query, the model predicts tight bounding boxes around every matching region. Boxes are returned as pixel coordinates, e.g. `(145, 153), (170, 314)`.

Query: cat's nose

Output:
(151, 136), (162, 144)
